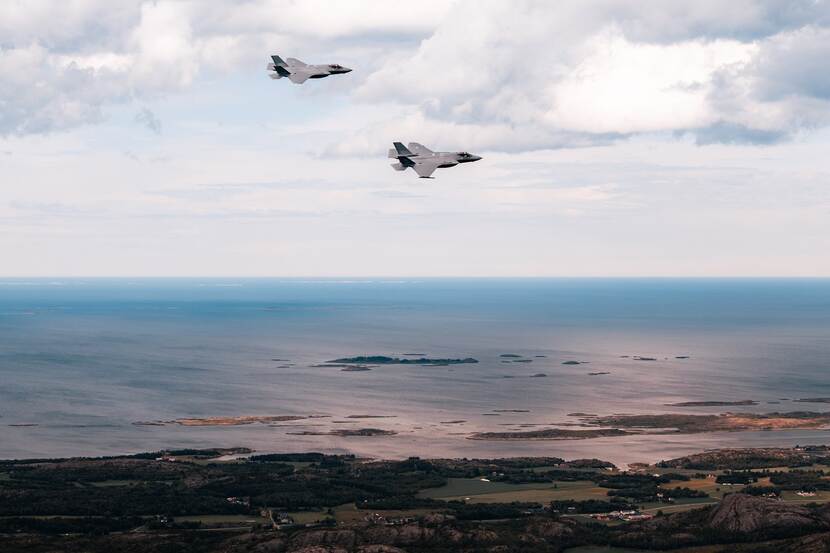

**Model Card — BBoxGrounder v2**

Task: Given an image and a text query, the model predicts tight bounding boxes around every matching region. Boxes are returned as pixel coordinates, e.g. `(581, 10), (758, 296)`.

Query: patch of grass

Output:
(423, 478), (606, 504)
(172, 514), (268, 525)
(287, 510), (329, 524)
(88, 480), (137, 487)
(418, 477), (586, 499)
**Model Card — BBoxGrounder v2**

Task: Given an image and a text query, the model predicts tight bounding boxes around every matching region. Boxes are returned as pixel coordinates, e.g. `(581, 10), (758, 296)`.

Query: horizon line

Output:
(2, 275), (830, 280)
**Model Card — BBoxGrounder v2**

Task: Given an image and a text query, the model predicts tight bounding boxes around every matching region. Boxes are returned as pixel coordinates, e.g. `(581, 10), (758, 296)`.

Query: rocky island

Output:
(287, 428), (397, 437)
(328, 355), (478, 365)
(466, 410), (830, 441)
(665, 400), (759, 407)
(468, 428), (632, 440)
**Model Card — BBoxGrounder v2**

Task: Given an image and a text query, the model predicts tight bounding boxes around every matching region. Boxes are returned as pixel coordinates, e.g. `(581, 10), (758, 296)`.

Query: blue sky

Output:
(1, 1), (829, 276)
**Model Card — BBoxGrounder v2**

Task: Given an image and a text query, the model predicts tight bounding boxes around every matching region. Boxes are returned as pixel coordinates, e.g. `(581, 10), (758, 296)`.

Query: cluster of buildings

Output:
(590, 510), (655, 522)
(263, 509), (336, 530)
(363, 513), (417, 526)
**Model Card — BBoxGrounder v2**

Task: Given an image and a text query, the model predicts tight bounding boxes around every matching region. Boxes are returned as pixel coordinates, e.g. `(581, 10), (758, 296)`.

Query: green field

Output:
(331, 503), (438, 524)
(173, 514), (269, 525)
(418, 477), (605, 503)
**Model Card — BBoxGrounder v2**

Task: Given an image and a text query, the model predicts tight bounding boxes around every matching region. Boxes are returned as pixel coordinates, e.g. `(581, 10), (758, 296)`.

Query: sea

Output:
(2, 278), (830, 467)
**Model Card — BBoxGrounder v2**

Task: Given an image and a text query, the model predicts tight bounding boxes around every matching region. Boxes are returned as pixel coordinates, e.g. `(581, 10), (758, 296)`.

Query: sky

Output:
(1, 0), (830, 277)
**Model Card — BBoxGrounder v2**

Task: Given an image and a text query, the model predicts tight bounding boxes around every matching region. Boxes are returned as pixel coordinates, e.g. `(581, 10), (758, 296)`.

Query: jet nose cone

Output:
(469, 155), (482, 162)
(341, 67), (352, 73)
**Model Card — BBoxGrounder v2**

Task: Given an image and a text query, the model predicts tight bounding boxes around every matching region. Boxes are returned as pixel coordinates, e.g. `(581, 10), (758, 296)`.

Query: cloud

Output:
(752, 26), (830, 102)
(0, 0), (455, 136)
(348, 0), (830, 152)
(689, 122), (787, 145)
(134, 107), (161, 134)
(2, 0), (830, 149)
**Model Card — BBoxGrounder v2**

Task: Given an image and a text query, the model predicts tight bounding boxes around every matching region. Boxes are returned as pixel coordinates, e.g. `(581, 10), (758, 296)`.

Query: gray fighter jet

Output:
(267, 55), (352, 84)
(388, 142), (482, 178)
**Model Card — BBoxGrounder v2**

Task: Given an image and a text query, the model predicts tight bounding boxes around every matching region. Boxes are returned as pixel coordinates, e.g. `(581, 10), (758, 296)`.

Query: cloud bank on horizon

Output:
(1, 0), (830, 276)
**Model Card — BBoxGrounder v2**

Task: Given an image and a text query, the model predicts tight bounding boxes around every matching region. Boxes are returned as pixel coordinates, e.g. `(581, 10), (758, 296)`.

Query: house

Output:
(275, 512), (295, 525)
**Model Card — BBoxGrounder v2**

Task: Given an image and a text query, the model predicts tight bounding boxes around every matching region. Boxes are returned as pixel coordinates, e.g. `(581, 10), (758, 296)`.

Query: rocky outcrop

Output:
(355, 522), (498, 549)
(289, 547), (348, 553)
(708, 493), (824, 533)
(524, 519), (575, 540)
(361, 523), (435, 546)
(289, 530), (357, 551)
(356, 546), (408, 553)
(253, 538), (287, 552)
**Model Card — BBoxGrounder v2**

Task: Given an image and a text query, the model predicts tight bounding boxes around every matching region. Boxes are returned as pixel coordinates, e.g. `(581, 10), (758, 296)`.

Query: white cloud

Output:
(543, 31), (754, 134)
(2, 0), (829, 145)
(349, 0), (830, 152)
(4, 1), (830, 277)
(0, 0), (455, 135)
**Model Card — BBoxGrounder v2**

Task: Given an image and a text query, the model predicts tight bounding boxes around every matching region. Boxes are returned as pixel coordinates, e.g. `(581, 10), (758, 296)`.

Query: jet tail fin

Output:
(392, 142), (414, 157)
(271, 55), (287, 66)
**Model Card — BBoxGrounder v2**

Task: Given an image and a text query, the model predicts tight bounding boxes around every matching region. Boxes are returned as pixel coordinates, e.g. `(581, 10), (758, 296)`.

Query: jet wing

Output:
(288, 71), (311, 84)
(413, 160), (439, 178)
(286, 57), (307, 67)
(407, 142), (434, 155)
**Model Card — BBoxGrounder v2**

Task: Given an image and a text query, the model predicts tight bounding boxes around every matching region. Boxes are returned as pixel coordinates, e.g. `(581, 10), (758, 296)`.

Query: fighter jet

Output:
(388, 142), (482, 178)
(267, 55), (352, 84)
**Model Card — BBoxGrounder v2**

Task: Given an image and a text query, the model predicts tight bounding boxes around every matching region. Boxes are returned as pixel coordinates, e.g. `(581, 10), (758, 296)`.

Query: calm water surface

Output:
(1, 278), (829, 466)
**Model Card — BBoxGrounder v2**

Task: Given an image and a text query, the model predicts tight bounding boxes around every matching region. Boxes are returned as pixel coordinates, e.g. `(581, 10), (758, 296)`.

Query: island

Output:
(467, 410), (830, 441)
(582, 411), (830, 433)
(468, 428), (633, 440)
(664, 400), (758, 407)
(328, 355), (478, 365)
(287, 428), (396, 437)
(173, 415), (309, 426)
(132, 415), (333, 427)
